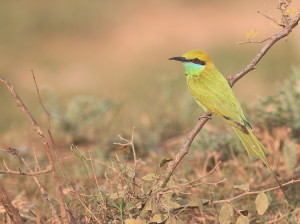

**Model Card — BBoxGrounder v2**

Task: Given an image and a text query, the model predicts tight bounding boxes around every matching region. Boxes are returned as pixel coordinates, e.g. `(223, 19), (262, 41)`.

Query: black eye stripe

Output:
(189, 58), (206, 65)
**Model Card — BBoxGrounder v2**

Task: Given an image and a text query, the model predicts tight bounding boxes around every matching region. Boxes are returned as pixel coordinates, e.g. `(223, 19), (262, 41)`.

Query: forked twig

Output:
(0, 75), (68, 223)
(1, 147), (60, 222)
(113, 127), (138, 193)
(1, 157), (51, 176)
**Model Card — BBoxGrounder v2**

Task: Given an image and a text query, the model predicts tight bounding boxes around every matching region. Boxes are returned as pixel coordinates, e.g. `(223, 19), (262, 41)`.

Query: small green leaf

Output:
(236, 215), (249, 224)
(174, 197), (190, 206)
(152, 213), (168, 223)
(192, 194), (204, 212)
(246, 29), (260, 39)
(166, 201), (181, 209)
(219, 203), (234, 224)
(167, 177), (179, 194)
(186, 199), (209, 208)
(233, 184), (249, 191)
(284, 9), (299, 15)
(160, 158), (173, 167)
(167, 177), (176, 187)
(186, 200), (198, 207)
(255, 192), (269, 215)
(145, 199), (152, 211)
(142, 173), (158, 181)
(163, 194), (181, 209)
(150, 198), (158, 214)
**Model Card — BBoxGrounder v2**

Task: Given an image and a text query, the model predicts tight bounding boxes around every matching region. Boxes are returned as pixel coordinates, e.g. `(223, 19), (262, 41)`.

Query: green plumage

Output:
(169, 49), (292, 207)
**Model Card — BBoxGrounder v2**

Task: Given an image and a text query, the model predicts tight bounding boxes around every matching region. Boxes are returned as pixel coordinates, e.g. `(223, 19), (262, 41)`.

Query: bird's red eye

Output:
(193, 58), (199, 62)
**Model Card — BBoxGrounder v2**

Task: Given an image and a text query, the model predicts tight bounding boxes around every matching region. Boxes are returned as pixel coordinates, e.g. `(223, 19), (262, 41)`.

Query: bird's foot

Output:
(199, 113), (212, 120)
(227, 75), (234, 87)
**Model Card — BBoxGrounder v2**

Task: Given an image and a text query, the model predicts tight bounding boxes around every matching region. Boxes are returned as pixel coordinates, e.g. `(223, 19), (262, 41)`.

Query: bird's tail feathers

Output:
(233, 126), (293, 207)
(233, 127), (270, 163)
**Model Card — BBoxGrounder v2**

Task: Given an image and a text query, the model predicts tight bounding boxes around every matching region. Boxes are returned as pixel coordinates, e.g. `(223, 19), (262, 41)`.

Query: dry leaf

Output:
(141, 173), (158, 181)
(233, 184), (249, 191)
(152, 214), (168, 223)
(236, 215), (249, 224)
(119, 145), (130, 155)
(284, 9), (299, 15)
(246, 29), (260, 39)
(219, 203), (234, 224)
(255, 192), (269, 215)
(159, 158), (173, 167)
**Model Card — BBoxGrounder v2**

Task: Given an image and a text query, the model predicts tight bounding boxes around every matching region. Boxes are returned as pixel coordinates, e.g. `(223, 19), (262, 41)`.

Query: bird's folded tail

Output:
(233, 127), (270, 163)
(233, 127), (293, 208)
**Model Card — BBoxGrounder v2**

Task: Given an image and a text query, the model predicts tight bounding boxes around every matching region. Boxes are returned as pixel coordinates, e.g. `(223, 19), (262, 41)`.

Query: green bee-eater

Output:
(170, 49), (291, 207)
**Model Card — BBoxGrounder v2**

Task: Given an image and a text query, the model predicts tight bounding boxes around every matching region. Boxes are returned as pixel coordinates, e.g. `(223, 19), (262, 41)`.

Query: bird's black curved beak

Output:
(168, 57), (188, 62)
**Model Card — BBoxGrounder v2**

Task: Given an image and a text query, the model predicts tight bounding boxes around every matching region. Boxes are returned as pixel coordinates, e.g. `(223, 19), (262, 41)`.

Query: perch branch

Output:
(155, 12), (300, 191)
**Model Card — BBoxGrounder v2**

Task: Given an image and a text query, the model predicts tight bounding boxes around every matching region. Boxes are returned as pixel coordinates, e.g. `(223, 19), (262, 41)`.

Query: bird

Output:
(169, 49), (292, 207)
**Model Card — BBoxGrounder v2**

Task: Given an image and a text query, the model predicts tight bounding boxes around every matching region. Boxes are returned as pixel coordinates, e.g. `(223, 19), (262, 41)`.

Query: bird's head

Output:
(169, 50), (213, 76)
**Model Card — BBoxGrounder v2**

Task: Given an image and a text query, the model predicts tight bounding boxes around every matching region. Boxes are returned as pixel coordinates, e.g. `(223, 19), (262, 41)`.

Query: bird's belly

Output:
(195, 98), (209, 112)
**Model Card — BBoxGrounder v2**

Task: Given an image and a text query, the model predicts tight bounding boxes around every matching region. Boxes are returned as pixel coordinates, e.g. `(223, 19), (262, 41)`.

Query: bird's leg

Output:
(199, 113), (212, 120)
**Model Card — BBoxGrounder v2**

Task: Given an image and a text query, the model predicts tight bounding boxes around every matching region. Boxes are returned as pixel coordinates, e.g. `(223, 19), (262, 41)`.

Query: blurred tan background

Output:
(1, 0), (300, 139)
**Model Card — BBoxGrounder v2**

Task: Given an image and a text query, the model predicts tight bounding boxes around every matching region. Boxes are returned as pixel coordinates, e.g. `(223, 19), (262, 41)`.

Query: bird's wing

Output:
(187, 68), (249, 131)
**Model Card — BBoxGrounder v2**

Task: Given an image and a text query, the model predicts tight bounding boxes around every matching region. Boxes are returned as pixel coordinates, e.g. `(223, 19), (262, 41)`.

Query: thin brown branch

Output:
(29, 207), (44, 224)
(70, 183), (102, 223)
(237, 37), (270, 44)
(262, 0), (285, 27)
(1, 148), (60, 222)
(31, 125), (41, 171)
(155, 112), (211, 188)
(113, 127), (138, 194)
(31, 71), (70, 184)
(31, 70), (73, 220)
(1, 161), (51, 176)
(210, 178), (300, 205)
(85, 158), (115, 170)
(0, 77), (68, 223)
(257, 11), (285, 27)
(231, 12), (300, 86)
(181, 161), (222, 186)
(254, 172), (300, 189)
(0, 180), (25, 224)
(266, 206), (300, 223)
(88, 150), (107, 221)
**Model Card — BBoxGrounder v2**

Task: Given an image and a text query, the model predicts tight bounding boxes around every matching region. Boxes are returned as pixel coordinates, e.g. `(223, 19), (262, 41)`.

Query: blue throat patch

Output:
(183, 62), (205, 76)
